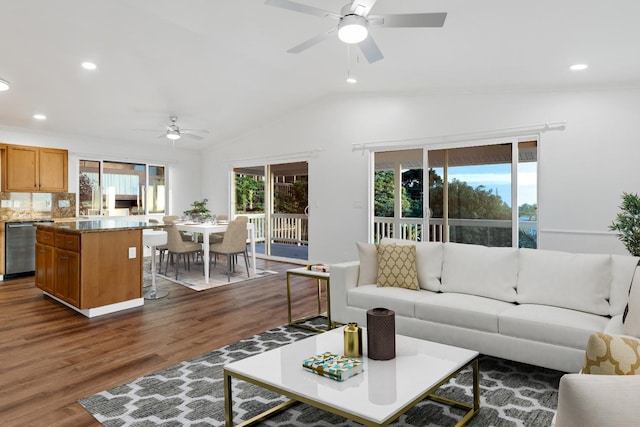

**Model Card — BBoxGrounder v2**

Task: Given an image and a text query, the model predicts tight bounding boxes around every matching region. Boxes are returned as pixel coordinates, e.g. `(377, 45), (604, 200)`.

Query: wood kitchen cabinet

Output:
(54, 249), (80, 307)
(35, 242), (55, 294)
(35, 229), (55, 293)
(34, 222), (143, 316)
(53, 232), (80, 306)
(1, 145), (68, 192)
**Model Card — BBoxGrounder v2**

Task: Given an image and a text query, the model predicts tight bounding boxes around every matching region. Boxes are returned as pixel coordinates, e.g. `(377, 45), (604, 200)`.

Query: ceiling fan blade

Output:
(358, 34), (383, 63)
(181, 132), (204, 140)
(181, 128), (210, 134)
(350, 0), (378, 17)
(369, 12), (447, 28)
(287, 27), (337, 54)
(265, 0), (340, 19)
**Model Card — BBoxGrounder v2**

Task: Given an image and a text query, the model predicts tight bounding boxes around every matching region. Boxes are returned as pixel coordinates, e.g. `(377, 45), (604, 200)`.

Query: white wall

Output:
(201, 86), (640, 263)
(0, 127), (202, 217)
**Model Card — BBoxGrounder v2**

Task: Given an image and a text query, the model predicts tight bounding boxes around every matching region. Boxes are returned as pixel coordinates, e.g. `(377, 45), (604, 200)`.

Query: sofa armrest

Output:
(554, 373), (640, 427)
(329, 261), (360, 324)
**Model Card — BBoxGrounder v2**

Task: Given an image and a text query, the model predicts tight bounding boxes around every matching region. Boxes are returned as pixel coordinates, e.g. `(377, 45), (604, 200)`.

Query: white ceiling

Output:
(1, 0), (639, 150)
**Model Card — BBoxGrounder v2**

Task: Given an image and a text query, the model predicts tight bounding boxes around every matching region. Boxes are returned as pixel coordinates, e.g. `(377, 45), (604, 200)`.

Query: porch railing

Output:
(374, 217), (537, 247)
(236, 213), (308, 246)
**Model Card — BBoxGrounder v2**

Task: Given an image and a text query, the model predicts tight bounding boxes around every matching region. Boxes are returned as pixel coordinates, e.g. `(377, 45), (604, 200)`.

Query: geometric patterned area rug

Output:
(144, 257), (278, 292)
(79, 322), (563, 426)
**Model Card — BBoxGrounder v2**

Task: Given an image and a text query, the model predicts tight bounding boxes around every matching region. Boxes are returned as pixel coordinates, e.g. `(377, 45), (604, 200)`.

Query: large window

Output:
(78, 160), (166, 216)
(373, 140), (538, 248)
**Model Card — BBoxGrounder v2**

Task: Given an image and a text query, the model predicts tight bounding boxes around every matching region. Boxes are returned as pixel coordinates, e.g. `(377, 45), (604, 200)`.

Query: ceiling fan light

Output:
(166, 130), (181, 140)
(0, 78), (10, 91)
(569, 63), (588, 71)
(338, 15), (368, 44)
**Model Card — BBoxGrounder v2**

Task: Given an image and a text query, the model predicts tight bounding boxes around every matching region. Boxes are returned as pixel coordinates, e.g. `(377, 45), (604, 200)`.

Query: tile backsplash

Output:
(0, 192), (76, 221)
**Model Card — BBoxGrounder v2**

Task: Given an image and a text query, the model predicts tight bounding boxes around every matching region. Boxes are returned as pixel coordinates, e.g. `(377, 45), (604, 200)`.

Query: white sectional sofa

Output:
(330, 238), (640, 373)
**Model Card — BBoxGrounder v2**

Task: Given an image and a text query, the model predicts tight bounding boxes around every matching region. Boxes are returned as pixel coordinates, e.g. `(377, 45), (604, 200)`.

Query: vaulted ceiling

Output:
(1, 0), (639, 150)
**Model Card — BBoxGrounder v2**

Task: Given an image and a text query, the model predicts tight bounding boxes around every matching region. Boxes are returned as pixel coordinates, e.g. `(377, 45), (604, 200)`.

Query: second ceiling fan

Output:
(161, 116), (208, 141)
(265, 0), (447, 63)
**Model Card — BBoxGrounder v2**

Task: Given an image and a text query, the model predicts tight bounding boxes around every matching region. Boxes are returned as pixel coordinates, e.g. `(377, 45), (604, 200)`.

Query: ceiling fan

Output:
(265, 0), (447, 63)
(159, 116), (208, 141)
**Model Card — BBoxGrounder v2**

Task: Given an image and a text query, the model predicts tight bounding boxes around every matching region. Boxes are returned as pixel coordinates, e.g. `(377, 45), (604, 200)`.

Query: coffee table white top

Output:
(224, 327), (478, 425)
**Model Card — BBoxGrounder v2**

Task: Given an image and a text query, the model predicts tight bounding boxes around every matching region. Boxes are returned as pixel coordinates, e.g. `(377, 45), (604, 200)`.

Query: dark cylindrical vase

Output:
(366, 307), (396, 360)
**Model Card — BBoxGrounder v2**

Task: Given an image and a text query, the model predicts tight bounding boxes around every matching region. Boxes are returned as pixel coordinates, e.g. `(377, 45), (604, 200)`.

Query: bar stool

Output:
(143, 229), (168, 300)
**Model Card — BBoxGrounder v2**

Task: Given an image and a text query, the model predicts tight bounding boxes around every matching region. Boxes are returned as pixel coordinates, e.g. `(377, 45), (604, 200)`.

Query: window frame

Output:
(370, 137), (538, 249)
(78, 158), (167, 217)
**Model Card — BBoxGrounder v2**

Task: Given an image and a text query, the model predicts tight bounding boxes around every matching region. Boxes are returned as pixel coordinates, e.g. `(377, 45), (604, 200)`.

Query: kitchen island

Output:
(34, 220), (152, 317)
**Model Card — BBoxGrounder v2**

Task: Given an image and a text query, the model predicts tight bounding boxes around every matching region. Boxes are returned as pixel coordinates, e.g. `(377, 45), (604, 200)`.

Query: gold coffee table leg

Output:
(286, 269), (333, 332)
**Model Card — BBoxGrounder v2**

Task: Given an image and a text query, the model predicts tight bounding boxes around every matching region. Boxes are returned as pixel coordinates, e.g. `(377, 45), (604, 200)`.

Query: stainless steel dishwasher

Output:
(5, 221), (37, 278)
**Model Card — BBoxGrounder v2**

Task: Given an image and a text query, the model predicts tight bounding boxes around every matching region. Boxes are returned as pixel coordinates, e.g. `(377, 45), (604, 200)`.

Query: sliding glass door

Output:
(374, 150), (425, 241)
(234, 161), (308, 261)
(429, 144), (513, 246)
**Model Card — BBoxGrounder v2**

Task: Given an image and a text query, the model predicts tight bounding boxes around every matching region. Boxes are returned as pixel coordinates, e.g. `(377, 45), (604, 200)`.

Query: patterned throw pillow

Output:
(582, 332), (640, 375)
(376, 243), (419, 290)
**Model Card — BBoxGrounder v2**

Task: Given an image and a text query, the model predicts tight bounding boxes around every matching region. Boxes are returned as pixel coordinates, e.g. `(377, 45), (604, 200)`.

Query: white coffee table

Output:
(224, 327), (480, 426)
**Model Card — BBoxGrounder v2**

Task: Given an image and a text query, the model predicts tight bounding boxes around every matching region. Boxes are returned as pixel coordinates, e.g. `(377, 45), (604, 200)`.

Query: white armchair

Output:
(554, 374), (640, 427)
(553, 332), (640, 427)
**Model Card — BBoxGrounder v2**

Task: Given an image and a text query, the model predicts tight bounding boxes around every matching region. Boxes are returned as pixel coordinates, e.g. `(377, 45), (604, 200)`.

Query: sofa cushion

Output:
(609, 256), (639, 316)
(347, 285), (433, 317)
(376, 243), (419, 290)
(583, 332), (640, 375)
(414, 293), (514, 333)
(516, 249), (611, 315)
(440, 242), (518, 302)
(499, 304), (610, 349)
(356, 242), (378, 285)
(380, 238), (443, 291)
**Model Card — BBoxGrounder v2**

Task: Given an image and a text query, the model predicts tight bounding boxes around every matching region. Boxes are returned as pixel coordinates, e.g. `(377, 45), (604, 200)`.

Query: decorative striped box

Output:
(306, 264), (330, 273)
(302, 352), (363, 382)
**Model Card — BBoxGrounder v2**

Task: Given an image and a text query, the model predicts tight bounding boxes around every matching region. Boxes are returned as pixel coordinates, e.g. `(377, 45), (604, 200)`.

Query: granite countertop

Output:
(0, 216), (87, 223)
(35, 220), (155, 233)
(1, 217), (53, 223)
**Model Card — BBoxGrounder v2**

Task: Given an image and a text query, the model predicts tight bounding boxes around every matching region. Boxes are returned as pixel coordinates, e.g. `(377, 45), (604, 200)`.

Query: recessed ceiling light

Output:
(0, 78), (10, 91)
(570, 64), (588, 71)
(33, 114), (47, 120)
(82, 61), (97, 70)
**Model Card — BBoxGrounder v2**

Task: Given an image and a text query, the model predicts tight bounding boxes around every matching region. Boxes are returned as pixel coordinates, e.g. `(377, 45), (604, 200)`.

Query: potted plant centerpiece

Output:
(610, 192), (640, 256)
(184, 198), (212, 223)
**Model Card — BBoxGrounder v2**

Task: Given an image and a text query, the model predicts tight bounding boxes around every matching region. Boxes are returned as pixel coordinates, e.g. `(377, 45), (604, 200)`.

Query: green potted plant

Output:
(610, 192), (640, 256)
(184, 198), (212, 222)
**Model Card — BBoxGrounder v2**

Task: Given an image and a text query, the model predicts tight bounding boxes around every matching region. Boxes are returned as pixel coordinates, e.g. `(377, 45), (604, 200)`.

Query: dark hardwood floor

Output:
(0, 259), (325, 426)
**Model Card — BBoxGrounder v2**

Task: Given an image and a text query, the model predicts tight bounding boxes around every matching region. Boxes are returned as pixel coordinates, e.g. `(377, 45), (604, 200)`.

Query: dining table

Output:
(175, 221), (257, 283)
